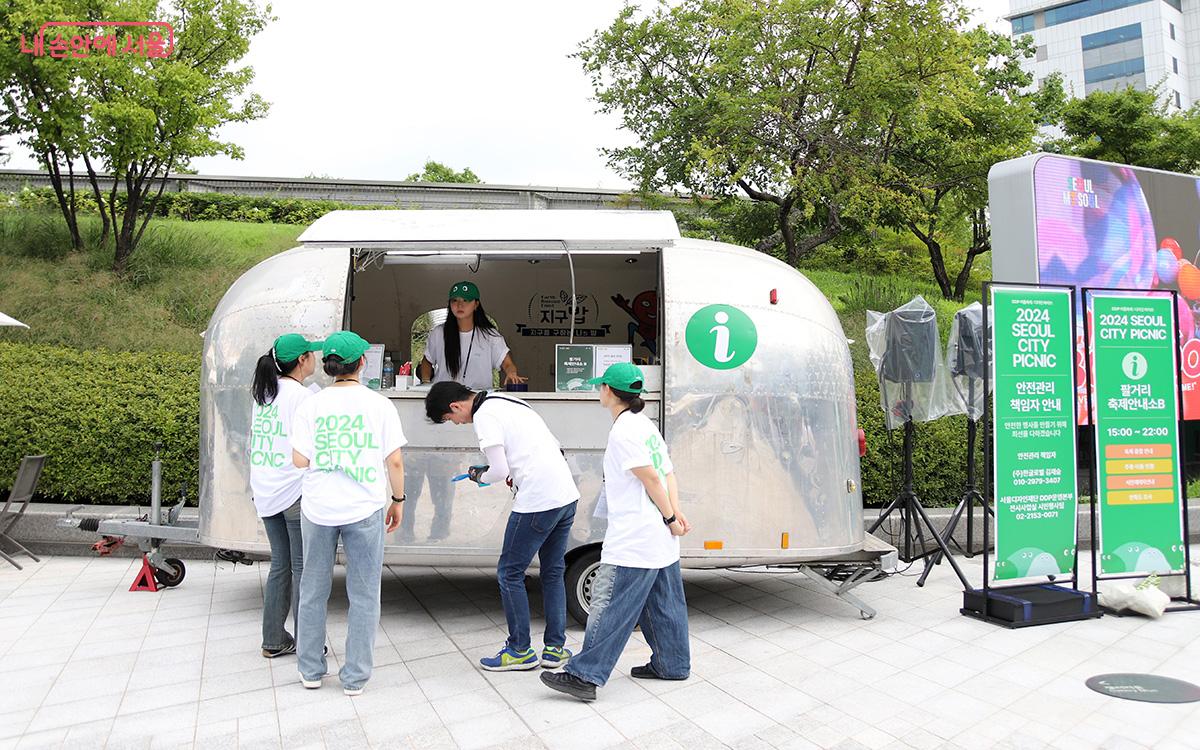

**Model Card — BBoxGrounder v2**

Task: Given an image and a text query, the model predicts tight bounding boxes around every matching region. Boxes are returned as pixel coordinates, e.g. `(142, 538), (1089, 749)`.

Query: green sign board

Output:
(555, 344), (596, 392)
(991, 287), (1079, 581)
(1090, 294), (1186, 576)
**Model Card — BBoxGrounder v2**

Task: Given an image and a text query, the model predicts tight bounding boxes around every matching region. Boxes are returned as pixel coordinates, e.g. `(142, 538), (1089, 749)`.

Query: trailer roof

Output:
(297, 209), (680, 250)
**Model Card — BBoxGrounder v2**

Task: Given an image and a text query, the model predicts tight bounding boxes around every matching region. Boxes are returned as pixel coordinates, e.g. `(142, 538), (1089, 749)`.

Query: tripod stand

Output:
(918, 376), (993, 586)
(868, 382), (970, 588)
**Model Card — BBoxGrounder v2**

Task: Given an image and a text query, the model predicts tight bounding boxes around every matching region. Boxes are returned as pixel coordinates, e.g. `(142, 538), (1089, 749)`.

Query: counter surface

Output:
(387, 389), (661, 450)
(381, 388), (662, 402)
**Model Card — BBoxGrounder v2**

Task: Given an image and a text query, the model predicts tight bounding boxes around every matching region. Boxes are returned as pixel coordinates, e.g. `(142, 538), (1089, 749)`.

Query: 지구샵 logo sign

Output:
(685, 304), (757, 370)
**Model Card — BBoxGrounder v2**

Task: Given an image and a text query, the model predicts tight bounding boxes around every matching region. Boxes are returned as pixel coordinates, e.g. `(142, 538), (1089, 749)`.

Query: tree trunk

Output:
(41, 151), (82, 251)
(909, 221), (954, 299)
(951, 209), (990, 301)
(83, 153), (110, 248)
(778, 199), (798, 266)
(754, 201), (843, 264)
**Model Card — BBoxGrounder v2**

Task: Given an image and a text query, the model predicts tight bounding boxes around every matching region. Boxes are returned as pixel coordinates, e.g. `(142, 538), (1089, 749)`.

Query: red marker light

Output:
(770, 289), (778, 305)
(857, 428), (867, 457)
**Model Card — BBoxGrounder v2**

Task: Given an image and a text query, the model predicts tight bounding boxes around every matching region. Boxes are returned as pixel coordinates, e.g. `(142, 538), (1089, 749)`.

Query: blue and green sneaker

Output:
(480, 646), (540, 672)
(540, 646), (572, 669)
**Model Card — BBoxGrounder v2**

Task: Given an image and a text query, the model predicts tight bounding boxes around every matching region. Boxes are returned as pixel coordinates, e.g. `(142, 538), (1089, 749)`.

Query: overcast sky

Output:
(3, 0), (1013, 189)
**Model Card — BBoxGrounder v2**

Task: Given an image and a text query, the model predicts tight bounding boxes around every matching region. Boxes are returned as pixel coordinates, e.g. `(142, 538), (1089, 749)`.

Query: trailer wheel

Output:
(565, 547), (602, 625)
(154, 558), (186, 588)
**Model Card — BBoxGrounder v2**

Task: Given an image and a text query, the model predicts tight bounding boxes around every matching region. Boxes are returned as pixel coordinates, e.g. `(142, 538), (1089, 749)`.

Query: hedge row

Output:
(0, 343), (199, 504)
(11, 187), (367, 226)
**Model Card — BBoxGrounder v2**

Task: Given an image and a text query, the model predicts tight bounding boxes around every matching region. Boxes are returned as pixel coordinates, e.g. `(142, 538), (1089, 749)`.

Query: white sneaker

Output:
(343, 686), (364, 696)
(300, 676), (322, 689)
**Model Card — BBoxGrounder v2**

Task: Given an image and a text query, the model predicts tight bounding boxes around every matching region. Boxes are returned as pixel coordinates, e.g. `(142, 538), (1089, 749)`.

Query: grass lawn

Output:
(0, 211), (301, 353)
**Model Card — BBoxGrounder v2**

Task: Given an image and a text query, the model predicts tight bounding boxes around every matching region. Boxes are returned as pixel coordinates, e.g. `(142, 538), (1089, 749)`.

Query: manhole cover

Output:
(1085, 673), (1200, 703)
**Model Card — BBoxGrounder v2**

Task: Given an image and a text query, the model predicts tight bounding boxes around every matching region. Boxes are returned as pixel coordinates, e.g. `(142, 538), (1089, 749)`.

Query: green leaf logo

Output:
(685, 304), (757, 370)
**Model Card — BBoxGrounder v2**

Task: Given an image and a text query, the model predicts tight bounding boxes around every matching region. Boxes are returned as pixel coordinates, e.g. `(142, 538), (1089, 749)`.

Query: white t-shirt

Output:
(599, 412), (679, 569)
(291, 384), (407, 526)
(424, 324), (509, 390)
(473, 396), (579, 513)
(249, 378), (313, 517)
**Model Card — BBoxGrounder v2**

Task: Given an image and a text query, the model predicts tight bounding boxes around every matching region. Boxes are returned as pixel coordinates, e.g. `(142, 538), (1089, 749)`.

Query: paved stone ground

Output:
(1, 550), (1198, 750)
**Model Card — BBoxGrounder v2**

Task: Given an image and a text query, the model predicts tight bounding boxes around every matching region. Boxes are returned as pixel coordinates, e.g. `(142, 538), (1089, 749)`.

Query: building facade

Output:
(1008, 0), (1193, 107)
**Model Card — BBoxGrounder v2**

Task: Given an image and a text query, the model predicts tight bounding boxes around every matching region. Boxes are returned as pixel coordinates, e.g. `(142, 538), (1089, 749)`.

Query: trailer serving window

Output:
(347, 246), (663, 393)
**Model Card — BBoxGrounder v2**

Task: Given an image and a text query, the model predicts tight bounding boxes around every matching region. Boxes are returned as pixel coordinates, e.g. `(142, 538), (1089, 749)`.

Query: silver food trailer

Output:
(199, 210), (891, 618)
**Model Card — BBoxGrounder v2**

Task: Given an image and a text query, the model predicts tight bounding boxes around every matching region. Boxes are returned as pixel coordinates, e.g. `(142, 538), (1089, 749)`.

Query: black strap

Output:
(471, 391), (534, 416)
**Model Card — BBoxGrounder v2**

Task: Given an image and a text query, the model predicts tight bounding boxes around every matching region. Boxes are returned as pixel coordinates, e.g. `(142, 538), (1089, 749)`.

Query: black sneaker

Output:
(262, 642), (296, 659)
(263, 643), (328, 659)
(540, 670), (596, 702)
(631, 663), (688, 681)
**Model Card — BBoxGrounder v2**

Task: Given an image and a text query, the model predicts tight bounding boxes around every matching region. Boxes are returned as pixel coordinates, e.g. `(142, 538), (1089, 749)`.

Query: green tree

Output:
(0, 0), (93, 250)
(405, 161), (481, 183)
(1051, 86), (1200, 173)
(885, 32), (1063, 300)
(579, 0), (983, 266)
(0, 0), (272, 273)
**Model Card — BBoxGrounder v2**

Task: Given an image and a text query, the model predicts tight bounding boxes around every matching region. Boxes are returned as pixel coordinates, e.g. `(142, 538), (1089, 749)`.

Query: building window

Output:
(1037, 45), (1048, 61)
(1012, 15), (1035, 34)
(1165, 0), (1181, 10)
(1176, 91), (1183, 108)
(1081, 23), (1142, 51)
(1084, 56), (1146, 84)
(1170, 23), (1176, 40)
(1174, 57), (1179, 74)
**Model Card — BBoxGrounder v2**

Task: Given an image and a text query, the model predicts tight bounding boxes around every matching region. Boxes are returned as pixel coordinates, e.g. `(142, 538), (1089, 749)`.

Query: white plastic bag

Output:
(1098, 574), (1171, 618)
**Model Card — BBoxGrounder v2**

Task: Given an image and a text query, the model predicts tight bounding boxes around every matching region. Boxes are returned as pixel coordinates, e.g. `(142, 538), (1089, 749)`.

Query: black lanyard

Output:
(457, 328), (476, 383)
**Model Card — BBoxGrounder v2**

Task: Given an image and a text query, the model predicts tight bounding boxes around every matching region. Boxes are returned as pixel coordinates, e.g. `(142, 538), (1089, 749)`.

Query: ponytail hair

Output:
(253, 349), (303, 405)
(609, 386), (646, 414)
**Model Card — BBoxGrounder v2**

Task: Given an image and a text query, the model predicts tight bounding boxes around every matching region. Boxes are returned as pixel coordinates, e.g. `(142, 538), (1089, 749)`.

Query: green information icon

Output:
(1122, 352), (1148, 380)
(685, 304), (757, 370)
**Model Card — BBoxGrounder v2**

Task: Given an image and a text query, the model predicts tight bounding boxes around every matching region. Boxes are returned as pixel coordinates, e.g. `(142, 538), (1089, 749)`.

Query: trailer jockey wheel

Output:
(153, 558), (186, 588)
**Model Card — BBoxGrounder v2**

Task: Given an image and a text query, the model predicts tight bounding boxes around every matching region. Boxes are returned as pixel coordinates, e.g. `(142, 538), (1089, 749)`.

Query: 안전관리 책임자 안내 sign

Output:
(1089, 293), (1187, 576)
(991, 286), (1079, 581)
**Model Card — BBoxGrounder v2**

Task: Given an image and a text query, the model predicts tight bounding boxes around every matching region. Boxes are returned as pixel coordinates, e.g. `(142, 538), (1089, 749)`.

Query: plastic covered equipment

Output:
(945, 302), (990, 420)
(866, 295), (955, 429)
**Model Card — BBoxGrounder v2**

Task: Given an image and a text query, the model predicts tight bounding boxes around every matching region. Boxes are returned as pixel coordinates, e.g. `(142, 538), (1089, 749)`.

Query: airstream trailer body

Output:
(200, 210), (868, 614)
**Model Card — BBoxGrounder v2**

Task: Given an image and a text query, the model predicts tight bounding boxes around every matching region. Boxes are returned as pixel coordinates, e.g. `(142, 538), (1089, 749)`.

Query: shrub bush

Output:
(15, 187), (366, 226)
(0, 343), (199, 504)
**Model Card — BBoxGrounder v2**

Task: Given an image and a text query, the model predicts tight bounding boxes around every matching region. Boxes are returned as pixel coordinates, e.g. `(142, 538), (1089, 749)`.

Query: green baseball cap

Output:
(448, 281), (480, 301)
(273, 333), (322, 363)
(587, 362), (645, 393)
(322, 330), (370, 362)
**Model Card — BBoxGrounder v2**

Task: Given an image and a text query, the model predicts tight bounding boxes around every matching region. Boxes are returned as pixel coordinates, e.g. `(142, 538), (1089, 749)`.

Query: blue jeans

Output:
(298, 508), (385, 691)
(497, 501), (577, 652)
(565, 561), (690, 687)
(261, 499), (303, 650)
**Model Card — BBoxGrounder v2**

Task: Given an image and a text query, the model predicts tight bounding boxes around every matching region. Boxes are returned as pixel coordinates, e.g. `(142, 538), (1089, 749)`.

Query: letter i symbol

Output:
(711, 311), (734, 363)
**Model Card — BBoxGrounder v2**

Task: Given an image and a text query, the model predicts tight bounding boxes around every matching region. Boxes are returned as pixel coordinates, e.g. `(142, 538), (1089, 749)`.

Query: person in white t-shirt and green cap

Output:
(250, 333), (322, 659)
(418, 281), (526, 390)
(290, 330), (407, 696)
(541, 362), (692, 702)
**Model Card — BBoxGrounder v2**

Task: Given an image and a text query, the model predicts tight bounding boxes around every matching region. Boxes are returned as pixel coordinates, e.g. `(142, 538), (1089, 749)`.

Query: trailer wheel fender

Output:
(564, 545), (602, 625)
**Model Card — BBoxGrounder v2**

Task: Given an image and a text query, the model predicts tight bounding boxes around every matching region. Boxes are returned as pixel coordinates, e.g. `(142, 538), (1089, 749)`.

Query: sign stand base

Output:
(962, 583), (1099, 628)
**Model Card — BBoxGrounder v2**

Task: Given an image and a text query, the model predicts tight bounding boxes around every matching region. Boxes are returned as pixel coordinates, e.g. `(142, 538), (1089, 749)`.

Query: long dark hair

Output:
(610, 386), (646, 414)
(253, 350), (302, 406)
(443, 302), (499, 379)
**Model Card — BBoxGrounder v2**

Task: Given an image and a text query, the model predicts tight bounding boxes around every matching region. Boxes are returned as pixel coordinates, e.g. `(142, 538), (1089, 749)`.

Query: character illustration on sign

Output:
(612, 290), (657, 358)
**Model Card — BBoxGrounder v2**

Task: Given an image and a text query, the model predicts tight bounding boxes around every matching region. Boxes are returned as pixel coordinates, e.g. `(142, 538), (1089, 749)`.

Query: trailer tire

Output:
(565, 547), (602, 626)
(154, 558), (186, 588)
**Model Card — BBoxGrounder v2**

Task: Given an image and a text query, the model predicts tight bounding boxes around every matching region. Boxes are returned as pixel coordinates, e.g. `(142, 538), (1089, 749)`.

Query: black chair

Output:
(0, 455), (47, 570)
